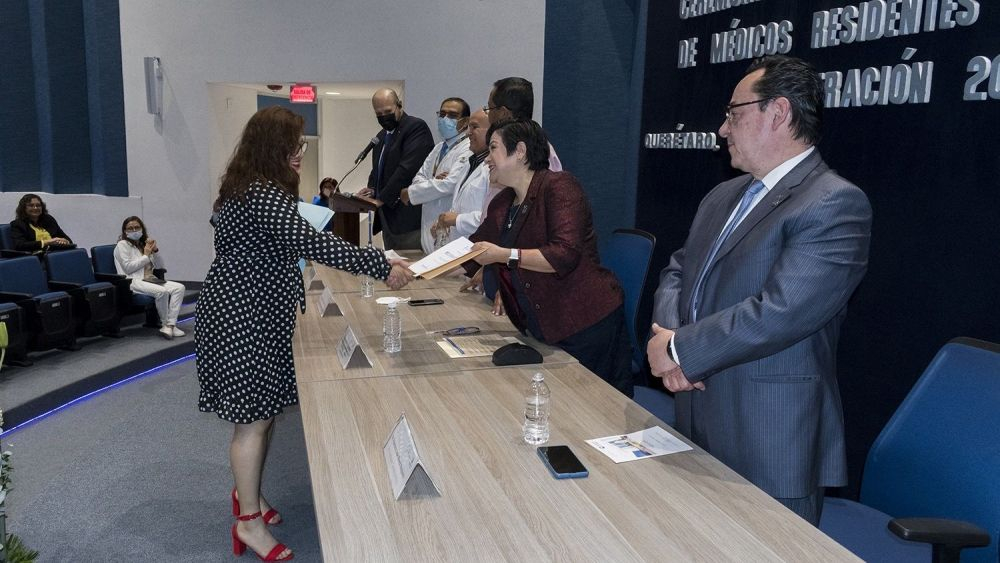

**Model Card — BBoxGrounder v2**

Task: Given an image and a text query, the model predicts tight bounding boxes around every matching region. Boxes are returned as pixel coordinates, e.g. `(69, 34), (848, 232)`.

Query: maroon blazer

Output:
(466, 169), (623, 343)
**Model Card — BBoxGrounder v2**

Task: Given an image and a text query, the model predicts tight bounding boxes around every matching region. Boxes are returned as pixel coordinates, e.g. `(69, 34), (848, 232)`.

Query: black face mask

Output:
(377, 113), (399, 131)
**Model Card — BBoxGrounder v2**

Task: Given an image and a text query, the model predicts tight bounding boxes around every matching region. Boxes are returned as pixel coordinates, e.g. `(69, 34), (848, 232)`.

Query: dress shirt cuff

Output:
(668, 334), (681, 367)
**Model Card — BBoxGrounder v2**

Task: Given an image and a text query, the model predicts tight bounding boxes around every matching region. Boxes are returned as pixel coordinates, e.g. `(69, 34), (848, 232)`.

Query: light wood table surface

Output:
(296, 364), (859, 562)
(294, 271), (577, 384)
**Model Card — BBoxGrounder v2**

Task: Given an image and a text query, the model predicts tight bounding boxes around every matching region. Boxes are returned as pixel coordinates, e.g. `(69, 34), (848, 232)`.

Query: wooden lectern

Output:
(329, 192), (379, 246)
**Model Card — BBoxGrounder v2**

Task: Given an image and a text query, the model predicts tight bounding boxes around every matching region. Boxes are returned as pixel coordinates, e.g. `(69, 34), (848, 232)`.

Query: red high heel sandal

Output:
(232, 488), (281, 525)
(231, 511), (294, 561)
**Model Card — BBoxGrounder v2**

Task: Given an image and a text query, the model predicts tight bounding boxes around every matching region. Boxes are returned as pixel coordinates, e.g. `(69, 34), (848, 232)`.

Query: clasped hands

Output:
(386, 258), (414, 290)
(647, 323), (705, 392)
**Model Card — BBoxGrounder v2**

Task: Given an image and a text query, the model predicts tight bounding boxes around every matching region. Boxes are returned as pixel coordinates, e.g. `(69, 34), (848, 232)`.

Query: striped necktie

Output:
(690, 179), (766, 322)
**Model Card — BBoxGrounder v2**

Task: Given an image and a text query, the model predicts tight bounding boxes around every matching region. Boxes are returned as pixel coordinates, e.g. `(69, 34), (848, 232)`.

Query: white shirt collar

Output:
(759, 146), (815, 191)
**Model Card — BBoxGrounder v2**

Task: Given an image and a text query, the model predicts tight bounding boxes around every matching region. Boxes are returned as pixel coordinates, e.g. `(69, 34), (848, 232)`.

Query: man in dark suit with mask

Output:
(360, 88), (434, 250)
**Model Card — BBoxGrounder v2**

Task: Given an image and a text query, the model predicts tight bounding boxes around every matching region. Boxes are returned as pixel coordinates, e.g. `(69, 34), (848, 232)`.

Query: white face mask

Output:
(126, 231), (142, 241)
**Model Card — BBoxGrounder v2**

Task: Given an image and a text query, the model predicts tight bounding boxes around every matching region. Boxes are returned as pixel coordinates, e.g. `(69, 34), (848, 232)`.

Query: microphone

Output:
(354, 136), (382, 164)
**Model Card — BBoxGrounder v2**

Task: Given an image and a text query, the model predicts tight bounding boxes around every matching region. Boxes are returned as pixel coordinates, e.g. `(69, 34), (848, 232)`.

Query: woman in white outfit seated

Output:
(114, 216), (187, 339)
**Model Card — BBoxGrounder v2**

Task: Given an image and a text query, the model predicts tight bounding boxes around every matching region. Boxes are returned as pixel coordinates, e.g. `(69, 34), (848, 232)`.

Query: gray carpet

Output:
(2, 358), (323, 562)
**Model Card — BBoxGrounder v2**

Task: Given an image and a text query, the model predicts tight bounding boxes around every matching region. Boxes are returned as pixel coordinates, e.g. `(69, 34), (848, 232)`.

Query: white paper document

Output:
(586, 426), (692, 463)
(407, 237), (477, 277)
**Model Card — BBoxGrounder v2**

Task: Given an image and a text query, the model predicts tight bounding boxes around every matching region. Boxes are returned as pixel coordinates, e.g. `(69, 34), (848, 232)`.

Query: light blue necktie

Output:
(690, 179), (766, 322)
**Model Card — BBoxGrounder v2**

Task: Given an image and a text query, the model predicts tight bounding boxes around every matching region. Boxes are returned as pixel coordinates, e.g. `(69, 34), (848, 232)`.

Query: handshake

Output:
(385, 258), (414, 291)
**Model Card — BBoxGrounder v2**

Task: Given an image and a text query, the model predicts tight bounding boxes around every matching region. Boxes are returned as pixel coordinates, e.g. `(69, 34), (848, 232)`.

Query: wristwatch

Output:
(507, 248), (520, 270)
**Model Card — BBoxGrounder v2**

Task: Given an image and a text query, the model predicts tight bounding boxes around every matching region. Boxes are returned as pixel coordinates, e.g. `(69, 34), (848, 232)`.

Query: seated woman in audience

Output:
(464, 119), (633, 397)
(9, 193), (73, 251)
(311, 177), (337, 231)
(114, 216), (187, 340)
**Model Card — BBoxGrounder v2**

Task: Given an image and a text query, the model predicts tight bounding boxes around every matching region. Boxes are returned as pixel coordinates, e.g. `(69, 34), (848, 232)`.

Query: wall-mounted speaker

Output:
(144, 57), (162, 115)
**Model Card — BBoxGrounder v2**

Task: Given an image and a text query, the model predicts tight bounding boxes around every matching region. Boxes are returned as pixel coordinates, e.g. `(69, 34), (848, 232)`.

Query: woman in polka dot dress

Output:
(196, 106), (411, 561)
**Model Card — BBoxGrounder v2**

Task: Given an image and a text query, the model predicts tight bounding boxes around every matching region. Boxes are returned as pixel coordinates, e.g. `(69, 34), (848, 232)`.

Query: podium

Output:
(329, 192), (379, 246)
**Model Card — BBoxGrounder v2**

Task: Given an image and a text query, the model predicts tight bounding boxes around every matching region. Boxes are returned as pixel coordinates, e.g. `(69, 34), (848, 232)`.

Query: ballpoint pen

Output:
(444, 336), (465, 355)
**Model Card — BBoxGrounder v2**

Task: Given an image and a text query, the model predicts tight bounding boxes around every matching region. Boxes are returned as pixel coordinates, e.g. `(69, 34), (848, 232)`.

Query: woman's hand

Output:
(144, 239), (157, 255)
(491, 291), (505, 317)
(460, 266), (484, 294)
(471, 241), (506, 265)
(45, 237), (71, 247)
(386, 263), (413, 290)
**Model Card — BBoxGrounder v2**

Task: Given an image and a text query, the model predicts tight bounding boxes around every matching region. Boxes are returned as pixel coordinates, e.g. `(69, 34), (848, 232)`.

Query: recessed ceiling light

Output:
(325, 91), (341, 95)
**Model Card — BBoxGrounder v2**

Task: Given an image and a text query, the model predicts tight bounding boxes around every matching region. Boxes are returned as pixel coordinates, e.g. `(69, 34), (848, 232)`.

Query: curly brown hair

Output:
(15, 193), (47, 223)
(215, 106), (304, 211)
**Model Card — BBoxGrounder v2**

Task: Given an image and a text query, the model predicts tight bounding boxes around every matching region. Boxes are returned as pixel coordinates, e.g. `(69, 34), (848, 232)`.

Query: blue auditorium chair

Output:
(45, 249), (120, 337)
(820, 337), (999, 563)
(0, 301), (32, 366)
(0, 224), (31, 258)
(90, 244), (160, 327)
(601, 228), (674, 425)
(0, 256), (77, 351)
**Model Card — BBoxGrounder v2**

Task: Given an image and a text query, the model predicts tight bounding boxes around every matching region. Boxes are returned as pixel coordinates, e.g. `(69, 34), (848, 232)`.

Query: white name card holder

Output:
(315, 287), (342, 317)
(303, 265), (325, 292)
(383, 414), (440, 500)
(336, 326), (371, 369)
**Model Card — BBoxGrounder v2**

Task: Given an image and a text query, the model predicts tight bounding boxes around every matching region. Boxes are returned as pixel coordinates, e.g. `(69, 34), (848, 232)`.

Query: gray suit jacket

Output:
(652, 150), (872, 498)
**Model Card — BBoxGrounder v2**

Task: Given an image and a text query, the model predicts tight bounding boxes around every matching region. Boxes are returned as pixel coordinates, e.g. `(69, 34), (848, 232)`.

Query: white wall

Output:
(114, 0), (546, 281)
(320, 97), (377, 195)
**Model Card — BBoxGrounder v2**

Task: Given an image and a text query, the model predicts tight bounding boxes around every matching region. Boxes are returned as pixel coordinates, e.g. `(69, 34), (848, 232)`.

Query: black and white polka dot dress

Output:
(195, 180), (390, 424)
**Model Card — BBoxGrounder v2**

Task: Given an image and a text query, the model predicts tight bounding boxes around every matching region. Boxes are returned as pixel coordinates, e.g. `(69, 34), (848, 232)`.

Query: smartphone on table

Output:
(537, 445), (589, 479)
(409, 298), (444, 306)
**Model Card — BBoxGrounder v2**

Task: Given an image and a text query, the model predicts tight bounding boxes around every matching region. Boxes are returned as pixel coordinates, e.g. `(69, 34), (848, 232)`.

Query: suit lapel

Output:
(714, 151), (826, 260)
(685, 177), (754, 295)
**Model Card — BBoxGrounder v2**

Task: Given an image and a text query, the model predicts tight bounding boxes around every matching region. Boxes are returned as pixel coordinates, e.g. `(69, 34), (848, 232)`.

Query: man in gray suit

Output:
(648, 55), (872, 525)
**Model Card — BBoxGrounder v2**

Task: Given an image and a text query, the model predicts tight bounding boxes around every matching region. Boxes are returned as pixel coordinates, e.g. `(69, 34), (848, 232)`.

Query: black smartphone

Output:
(537, 445), (589, 479)
(409, 298), (444, 306)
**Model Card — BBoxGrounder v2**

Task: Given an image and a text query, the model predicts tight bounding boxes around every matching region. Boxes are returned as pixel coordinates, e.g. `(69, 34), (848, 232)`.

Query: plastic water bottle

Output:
(523, 372), (550, 445)
(383, 300), (401, 353)
(361, 275), (375, 298)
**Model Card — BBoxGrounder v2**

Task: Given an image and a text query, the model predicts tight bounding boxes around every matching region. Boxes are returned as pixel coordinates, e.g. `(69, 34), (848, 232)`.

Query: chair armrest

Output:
(153, 268), (167, 280)
(0, 249), (32, 258)
(889, 517), (990, 560)
(95, 272), (127, 283)
(48, 281), (83, 292)
(0, 291), (33, 304)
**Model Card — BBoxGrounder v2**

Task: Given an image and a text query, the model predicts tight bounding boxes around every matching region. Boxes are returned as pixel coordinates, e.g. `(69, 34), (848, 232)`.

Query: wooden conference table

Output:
(292, 263), (858, 562)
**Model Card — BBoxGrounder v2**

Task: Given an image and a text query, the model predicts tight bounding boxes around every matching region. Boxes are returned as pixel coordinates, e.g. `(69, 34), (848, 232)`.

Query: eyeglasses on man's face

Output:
(724, 97), (772, 124)
(482, 104), (504, 114)
(437, 109), (463, 119)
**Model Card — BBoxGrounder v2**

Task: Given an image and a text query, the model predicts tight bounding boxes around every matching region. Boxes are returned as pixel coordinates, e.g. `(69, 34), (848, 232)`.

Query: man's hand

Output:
(648, 323), (704, 392)
(358, 187), (374, 198)
(432, 212), (458, 236)
(400, 188), (410, 205)
(434, 171), (449, 180)
(460, 266), (484, 294)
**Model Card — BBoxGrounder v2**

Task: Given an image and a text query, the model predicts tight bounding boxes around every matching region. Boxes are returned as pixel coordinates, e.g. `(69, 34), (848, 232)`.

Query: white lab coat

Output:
(405, 136), (472, 254)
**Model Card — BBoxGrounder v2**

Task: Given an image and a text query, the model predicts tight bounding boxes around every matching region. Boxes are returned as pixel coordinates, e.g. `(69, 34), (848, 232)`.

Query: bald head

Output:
(372, 89), (403, 124)
(467, 109), (490, 153)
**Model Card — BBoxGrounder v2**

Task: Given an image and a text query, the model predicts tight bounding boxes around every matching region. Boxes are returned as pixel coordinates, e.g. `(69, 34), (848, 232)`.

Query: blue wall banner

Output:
(637, 0), (999, 498)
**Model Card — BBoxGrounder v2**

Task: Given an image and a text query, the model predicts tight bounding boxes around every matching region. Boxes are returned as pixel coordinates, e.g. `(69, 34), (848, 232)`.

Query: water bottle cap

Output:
(532, 372), (544, 382)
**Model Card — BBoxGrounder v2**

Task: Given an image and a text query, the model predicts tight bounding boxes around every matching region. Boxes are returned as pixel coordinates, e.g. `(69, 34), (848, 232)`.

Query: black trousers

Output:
(556, 305), (634, 398)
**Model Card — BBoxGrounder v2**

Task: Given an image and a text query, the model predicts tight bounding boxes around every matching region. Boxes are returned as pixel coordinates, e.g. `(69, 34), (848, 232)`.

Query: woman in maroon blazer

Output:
(465, 119), (632, 397)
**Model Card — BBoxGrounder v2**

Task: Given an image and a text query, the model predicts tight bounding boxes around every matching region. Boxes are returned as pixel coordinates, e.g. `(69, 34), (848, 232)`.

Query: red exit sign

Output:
(289, 84), (316, 103)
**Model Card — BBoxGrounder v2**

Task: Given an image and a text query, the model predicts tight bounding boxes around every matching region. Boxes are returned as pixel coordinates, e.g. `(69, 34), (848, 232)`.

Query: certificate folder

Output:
(407, 237), (485, 279)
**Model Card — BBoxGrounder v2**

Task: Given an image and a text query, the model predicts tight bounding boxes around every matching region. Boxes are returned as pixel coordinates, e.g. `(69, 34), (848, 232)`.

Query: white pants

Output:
(130, 279), (185, 326)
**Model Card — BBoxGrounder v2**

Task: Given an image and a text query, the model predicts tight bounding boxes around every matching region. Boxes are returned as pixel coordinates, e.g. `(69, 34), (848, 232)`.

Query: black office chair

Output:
(45, 249), (120, 337)
(0, 256), (77, 351)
